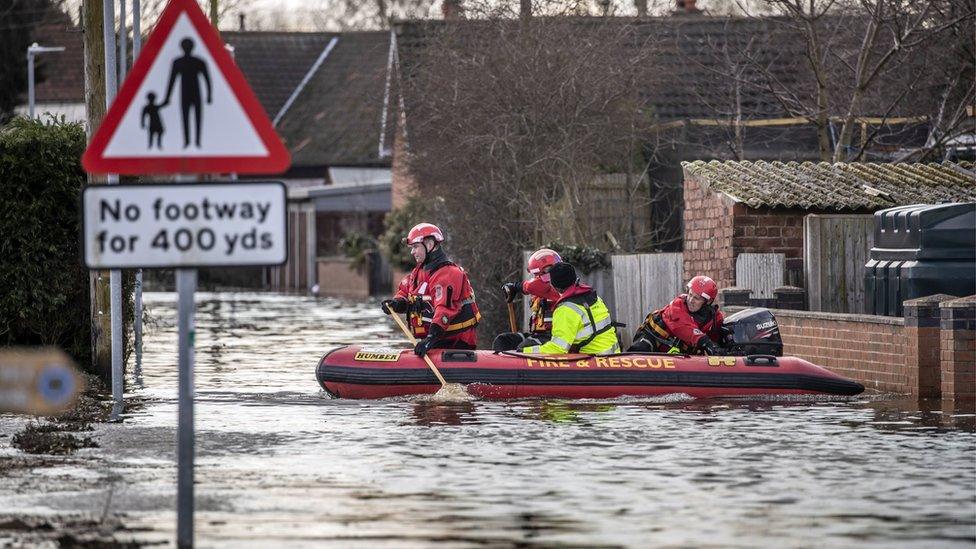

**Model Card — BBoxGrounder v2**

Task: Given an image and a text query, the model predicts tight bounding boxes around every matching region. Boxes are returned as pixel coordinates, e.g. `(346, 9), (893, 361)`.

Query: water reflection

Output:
(4, 291), (972, 548)
(409, 401), (479, 426)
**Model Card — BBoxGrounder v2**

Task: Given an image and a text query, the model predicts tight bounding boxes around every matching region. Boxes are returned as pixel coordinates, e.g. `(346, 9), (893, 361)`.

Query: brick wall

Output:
(316, 258), (369, 298)
(390, 116), (417, 209)
(773, 310), (908, 393)
(683, 176), (735, 287)
(940, 296), (976, 403)
(730, 205), (806, 260)
(732, 294), (975, 399)
(683, 172), (843, 290)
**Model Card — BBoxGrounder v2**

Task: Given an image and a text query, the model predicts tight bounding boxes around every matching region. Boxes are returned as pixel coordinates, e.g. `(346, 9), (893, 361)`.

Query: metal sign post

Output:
(175, 266), (195, 548)
(81, 181), (287, 547)
(82, 2), (291, 544)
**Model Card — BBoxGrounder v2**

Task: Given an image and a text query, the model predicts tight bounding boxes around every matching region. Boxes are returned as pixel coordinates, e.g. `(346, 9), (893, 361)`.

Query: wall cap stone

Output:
(941, 295), (976, 308)
(904, 294), (958, 306)
(724, 306), (905, 325)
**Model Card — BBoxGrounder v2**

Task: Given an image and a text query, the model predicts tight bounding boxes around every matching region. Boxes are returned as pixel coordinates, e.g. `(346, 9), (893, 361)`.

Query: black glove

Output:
(413, 323), (444, 358)
(381, 298), (408, 314)
(414, 324), (444, 357)
(502, 282), (521, 303)
(698, 337), (722, 355)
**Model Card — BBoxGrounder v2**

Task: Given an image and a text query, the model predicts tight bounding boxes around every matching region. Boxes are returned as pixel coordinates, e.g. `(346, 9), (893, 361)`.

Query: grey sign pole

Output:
(176, 265), (196, 549)
(102, 0), (124, 421)
(131, 0), (144, 386)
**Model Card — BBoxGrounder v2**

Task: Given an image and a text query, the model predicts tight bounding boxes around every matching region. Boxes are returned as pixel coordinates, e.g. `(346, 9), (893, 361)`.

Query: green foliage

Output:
(379, 195), (442, 271)
(543, 241), (611, 275)
(338, 231), (377, 273)
(0, 117), (92, 370)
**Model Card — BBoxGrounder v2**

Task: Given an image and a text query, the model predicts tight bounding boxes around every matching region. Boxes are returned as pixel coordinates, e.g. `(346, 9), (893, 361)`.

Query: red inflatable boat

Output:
(316, 345), (865, 399)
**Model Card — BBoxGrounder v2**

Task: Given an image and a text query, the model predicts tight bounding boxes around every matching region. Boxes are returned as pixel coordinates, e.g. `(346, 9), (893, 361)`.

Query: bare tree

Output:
(734, 0), (975, 161)
(399, 14), (660, 340)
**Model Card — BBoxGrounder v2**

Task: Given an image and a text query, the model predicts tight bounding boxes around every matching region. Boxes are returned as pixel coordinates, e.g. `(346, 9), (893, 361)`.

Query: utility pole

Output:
(83, 0), (112, 383)
(210, 0), (218, 30)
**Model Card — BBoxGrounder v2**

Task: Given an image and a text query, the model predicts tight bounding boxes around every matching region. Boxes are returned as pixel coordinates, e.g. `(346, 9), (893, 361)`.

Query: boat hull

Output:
(316, 346), (865, 400)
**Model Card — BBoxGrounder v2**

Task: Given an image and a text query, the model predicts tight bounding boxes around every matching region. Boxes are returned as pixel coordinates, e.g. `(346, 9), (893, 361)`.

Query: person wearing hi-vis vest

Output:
(492, 248), (562, 352)
(382, 223), (480, 357)
(522, 262), (619, 355)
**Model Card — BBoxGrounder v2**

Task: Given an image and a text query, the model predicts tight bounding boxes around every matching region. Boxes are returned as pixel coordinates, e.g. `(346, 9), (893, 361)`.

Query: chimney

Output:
(238, 12), (246, 31)
(442, 0), (463, 20)
(635, 0), (648, 17)
(674, 0), (702, 14)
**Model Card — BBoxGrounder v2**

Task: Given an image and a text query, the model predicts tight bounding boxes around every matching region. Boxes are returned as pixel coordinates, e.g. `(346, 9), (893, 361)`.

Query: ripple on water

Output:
(6, 291), (974, 548)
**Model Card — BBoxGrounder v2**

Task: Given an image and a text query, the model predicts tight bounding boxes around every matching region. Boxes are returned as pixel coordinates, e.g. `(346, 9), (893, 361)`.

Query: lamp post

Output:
(27, 43), (66, 118)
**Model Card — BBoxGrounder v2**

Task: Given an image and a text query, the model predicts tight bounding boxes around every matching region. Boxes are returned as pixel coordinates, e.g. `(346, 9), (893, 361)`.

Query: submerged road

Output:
(1, 292), (974, 547)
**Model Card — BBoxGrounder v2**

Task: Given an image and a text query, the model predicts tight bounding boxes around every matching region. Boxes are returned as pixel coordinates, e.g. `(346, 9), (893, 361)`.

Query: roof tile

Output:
(682, 160), (976, 210)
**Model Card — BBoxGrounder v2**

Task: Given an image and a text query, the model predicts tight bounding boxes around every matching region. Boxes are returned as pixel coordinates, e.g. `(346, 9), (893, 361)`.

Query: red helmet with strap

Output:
(687, 275), (718, 302)
(527, 248), (561, 275)
(404, 223), (445, 245)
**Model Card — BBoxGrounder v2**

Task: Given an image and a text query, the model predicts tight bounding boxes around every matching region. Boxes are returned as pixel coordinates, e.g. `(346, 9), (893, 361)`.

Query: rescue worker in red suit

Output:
(627, 275), (726, 355)
(382, 223), (480, 357)
(493, 248), (562, 351)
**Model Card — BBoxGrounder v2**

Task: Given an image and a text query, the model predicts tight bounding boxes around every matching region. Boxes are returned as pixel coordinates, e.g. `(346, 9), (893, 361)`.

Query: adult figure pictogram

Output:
(163, 38), (212, 148)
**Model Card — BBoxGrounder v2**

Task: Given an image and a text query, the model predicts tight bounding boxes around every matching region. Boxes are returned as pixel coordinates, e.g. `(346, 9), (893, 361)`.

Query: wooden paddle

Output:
(506, 301), (519, 333)
(384, 302), (454, 389)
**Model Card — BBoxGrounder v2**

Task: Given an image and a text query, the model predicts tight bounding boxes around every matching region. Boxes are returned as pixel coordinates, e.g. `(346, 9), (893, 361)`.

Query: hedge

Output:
(1, 117), (98, 373)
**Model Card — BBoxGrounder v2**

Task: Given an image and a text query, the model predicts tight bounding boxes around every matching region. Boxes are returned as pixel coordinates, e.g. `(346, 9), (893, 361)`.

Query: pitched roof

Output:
(29, 10), (84, 103)
(682, 160), (976, 210)
(222, 31), (338, 121)
(392, 17), (825, 123)
(273, 31), (391, 167)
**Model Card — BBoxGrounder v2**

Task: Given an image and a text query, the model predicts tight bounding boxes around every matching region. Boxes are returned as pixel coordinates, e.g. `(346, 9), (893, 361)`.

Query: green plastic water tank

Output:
(864, 202), (975, 316)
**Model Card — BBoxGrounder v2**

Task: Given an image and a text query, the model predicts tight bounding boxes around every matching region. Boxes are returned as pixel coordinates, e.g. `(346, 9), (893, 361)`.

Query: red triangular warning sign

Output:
(82, 0), (290, 175)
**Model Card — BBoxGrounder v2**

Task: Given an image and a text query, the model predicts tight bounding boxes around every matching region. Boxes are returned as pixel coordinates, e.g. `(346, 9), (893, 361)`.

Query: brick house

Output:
(225, 31), (393, 293)
(680, 160), (976, 290)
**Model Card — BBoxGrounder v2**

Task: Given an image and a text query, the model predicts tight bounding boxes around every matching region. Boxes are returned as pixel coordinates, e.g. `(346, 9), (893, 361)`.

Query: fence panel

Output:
(612, 253), (683, 348)
(736, 253), (784, 300)
(805, 214), (874, 313)
(611, 255), (642, 348)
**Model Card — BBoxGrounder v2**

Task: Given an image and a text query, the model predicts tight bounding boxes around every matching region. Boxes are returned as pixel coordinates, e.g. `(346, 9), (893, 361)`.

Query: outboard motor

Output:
(722, 308), (783, 357)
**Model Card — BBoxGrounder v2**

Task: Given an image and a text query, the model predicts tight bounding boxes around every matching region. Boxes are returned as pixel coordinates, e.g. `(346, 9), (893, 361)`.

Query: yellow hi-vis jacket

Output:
(522, 289), (620, 355)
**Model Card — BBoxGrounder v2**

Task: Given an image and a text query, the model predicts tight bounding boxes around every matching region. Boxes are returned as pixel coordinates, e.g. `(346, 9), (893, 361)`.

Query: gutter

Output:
(378, 29), (397, 159)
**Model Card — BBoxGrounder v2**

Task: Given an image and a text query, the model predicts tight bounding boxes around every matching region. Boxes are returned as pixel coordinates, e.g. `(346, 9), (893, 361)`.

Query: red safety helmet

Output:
(404, 223), (445, 245)
(527, 248), (561, 276)
(687, 275), (718, 302)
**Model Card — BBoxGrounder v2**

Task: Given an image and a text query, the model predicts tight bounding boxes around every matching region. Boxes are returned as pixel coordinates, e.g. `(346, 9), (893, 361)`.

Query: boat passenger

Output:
(522, 262), (619, 355)
(382, 223), (480, 357)
(628, 275), (725, 355)
(493, 248), (562, 351)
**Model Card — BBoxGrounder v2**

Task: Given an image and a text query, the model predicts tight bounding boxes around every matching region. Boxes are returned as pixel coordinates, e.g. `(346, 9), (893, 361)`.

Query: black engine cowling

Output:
(722, 307), (783, 357)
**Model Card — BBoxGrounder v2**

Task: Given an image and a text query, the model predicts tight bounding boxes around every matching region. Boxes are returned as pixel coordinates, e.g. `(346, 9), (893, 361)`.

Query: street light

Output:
(27, 42), (66, 119)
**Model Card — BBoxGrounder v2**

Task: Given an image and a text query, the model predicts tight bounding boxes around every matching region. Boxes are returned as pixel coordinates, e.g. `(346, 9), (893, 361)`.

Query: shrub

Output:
(0, 117), (93, 371)
(543, 242), (611, 275)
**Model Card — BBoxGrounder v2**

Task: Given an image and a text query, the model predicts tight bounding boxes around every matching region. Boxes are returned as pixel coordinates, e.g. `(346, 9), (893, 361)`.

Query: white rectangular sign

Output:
(82, 181), (287, 269)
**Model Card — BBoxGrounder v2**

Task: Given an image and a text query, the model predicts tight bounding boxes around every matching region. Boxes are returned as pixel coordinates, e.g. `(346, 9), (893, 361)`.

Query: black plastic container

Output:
(865, 202), (975, 316)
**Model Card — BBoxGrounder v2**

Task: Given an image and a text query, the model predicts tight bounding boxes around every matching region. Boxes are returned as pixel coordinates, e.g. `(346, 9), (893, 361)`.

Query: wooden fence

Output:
(611, 253), (684, 348)
(735, 253), (784, 301)
(804, 214), (874, 313)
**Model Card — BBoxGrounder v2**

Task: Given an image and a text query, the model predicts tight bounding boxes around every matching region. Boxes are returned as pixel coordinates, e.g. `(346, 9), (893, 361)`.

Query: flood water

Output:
(2, 292), (975, 547)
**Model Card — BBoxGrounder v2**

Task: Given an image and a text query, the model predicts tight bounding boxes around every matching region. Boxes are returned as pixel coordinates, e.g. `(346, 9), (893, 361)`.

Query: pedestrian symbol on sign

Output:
(82, 0), (290, 175)
(164, 38), (212, 148)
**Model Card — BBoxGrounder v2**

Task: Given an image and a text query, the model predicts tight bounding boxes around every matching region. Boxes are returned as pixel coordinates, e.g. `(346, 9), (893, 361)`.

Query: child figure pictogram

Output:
(141, 92), (165, 149)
